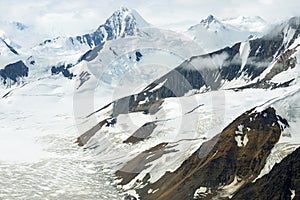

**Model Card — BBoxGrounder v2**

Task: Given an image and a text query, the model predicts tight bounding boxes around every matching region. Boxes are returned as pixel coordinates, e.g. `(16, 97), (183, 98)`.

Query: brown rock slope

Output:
(232, 146), (300, 200)
(116, 143), (176, 186)
(119, 107), (288, 199)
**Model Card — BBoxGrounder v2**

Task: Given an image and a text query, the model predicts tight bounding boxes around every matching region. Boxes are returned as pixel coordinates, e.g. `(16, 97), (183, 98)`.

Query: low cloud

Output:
(188, 52), (230, 70)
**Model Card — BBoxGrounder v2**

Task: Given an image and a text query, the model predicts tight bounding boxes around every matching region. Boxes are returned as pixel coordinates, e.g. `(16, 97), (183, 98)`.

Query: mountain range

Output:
(0, 7), (300, 200)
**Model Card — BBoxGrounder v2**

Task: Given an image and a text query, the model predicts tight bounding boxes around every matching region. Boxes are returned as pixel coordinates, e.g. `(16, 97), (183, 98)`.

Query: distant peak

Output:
(221, 15), (267, 32)
(197, 15), (226, 31)
(106, 6), (149, 28)
(207, 15), (216, 22)
(109, 7), (132, 19)
(201, 15), (218, 24)
(111, 6), (132, 15)
(235, 15), (266, 23)
(12, 21), (28, 31)
(74, 6), (148, 47)
(119, 6), (131, 12)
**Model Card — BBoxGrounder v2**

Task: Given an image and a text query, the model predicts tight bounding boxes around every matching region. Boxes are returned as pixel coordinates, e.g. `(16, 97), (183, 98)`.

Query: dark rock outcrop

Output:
(124, 122), (158, 144)
(112, 17), (300, 115)
(232, 146), (300, 200)
(141, 16), (300, 95)
(232, 43), (299, 91)
(76, 119), (108, 146)
(79, 17), (300, 149)
(116, 143), (176, 185)
(0, 38), (19, 55)
(73, 7), (141, 48)
(135, 51), (143, 62)
(0, 61), (28, 84)
(78, 44), (104, 62)
(51, 63), (74, 79)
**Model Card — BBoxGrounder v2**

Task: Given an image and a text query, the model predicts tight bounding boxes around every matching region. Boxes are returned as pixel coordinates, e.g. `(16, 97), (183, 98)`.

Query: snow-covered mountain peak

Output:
(72, 7), (149, 48)
(234, 15), (265, 23)
(186, 15), (250, 52)
(102, 6), (149, 32)
(198, 14), (226, 31)
(104, 7), (134, 26)
(222, 16), (267, 32)
(108, 6), (135, 19)
(101, 7), (139, 37)
(114, 7), (149, 26)
(200, 14), (217, 24)
(35, 7), (150, 49)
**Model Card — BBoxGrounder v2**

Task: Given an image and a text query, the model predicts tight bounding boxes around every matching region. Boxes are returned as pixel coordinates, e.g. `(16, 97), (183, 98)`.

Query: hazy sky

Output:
(0, 0), (299, 36)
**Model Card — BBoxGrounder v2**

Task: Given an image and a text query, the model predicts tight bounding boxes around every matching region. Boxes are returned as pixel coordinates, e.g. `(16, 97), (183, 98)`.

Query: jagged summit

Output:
(107, 7), (149, 28)
(200, 14), (226, 30)
(187, 15), (243, 52)
(188, 14), (226, 32)
(200, 14), (217, 24)
(74, 7), (149, 48)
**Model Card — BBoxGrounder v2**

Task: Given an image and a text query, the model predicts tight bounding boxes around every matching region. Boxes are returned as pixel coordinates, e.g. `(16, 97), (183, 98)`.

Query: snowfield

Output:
(1, 7), (300, 200)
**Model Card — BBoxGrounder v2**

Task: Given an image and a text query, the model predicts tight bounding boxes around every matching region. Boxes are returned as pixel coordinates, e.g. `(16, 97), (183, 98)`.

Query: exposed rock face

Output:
(0, 38), (19, 55)
(232, 146), (300, 200)
(199, 15), (226, 30)
(109, 17), (300, 116)
(124, 122), (158, 144)
(147, 16), (300, 94)
(73, 7), (142, 48)
(235, 77), (296, 90)
(234, 44), (299, 90)
(264, 45), (299, 81)
(51, 63), (74, 79)
(116, 143), (175, 185)
(77, 44), (104, 62)
(76, 119), (108, 146)
(0, 61), (28, 85)
(78, 17), (300, 148)
(0, 31), (19, 56)
(112, 95), (163, 117)
(117, 107), (288, 200)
